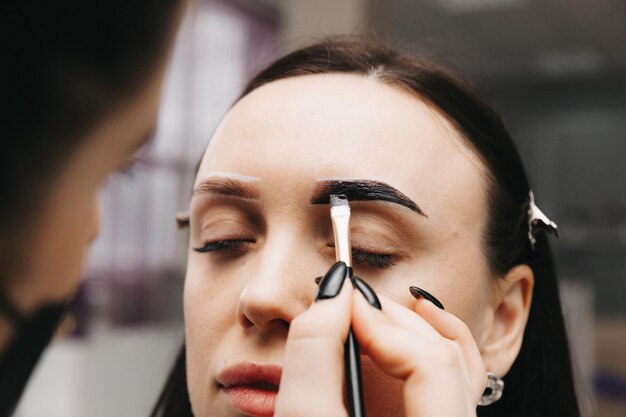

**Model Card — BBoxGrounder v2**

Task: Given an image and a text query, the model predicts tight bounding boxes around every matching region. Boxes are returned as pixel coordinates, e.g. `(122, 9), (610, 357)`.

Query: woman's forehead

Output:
(199, 73), (488, 221)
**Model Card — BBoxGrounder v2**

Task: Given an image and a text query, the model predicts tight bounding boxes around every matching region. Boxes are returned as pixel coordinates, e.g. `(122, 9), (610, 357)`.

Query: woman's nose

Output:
(235, 238), (321, 333)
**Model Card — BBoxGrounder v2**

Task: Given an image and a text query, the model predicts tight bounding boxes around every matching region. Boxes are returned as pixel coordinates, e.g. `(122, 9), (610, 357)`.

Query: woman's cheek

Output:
(184, 267), (233, 416)
(362, 357), (404, 417)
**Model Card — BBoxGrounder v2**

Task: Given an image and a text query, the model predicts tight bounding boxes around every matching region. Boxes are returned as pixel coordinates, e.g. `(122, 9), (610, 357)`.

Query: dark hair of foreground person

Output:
(1, 0), (182, 277)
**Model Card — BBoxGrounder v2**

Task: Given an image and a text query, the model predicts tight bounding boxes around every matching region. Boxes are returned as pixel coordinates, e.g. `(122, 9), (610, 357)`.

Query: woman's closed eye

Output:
(351, 248), (395, 269)
(191, 215), (259, 255)
(324, 244), (397, 270)
(193, 238), (255, 253)
(193, 239), (397, 269)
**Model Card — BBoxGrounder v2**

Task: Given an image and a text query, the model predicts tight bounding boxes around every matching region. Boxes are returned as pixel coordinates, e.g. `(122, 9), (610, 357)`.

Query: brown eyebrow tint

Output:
(311, 180), (427, 217)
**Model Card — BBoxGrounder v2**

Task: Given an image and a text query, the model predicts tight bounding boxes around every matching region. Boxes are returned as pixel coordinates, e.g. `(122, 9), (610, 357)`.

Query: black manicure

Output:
(353, 276), (382, 310)
(409, 286), (445, 310)
(314, 276), (322, 286)
(316, 261), (349, 300)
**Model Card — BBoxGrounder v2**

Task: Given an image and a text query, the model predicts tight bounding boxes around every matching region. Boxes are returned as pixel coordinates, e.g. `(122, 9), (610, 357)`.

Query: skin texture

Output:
(0, 51), (171, 353)
(184, 73), (533, 417)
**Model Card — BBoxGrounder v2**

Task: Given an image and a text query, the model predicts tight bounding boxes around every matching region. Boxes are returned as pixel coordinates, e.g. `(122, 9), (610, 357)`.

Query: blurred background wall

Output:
(15, 0), (626, 416)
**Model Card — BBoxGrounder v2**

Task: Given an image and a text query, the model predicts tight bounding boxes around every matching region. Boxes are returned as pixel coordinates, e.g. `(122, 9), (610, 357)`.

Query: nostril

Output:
(235, 273), (312, 332)
(275, 319), (290, 332)
(239, 314), (254, 329)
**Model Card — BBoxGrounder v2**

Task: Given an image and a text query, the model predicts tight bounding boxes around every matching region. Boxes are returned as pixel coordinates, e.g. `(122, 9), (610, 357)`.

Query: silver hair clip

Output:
(528, 191), (559, 249)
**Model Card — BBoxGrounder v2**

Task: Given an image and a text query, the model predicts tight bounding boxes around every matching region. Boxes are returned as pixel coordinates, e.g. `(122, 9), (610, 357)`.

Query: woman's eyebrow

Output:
(311, 179), (428, 217)
(192, 174), (260, 200)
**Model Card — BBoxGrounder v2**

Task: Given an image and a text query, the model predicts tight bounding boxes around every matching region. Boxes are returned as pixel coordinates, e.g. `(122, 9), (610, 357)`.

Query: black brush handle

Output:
(345, 269), (370, 417)
(345, 329), (365, 417)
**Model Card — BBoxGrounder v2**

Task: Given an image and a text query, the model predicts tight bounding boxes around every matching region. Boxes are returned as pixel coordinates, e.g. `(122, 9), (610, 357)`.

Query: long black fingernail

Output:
(353, 276), (382, 310)
(314, 276), (322, 286)
(409, 286), (445, 310)
(316, 261), (348, 300)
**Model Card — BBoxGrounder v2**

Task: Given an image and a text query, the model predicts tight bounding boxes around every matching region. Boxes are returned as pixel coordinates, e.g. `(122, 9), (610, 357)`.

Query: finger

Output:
(274, 279), (351, 417)
(375, 293), (442, 340)
(357, 292), (483, 396)
(352, 293), (449, 378)
(352, 293), (476, 416)
(372, 292), (486, 403)
(413, 297), (487, 401)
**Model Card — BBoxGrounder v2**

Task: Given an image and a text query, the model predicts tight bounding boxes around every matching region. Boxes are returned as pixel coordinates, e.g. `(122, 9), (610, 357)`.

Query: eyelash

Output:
(193, 240), (396, 269)
(193, 239), (254, 253)
(116, 157), (138, 178)
(350, 248), (395, 269)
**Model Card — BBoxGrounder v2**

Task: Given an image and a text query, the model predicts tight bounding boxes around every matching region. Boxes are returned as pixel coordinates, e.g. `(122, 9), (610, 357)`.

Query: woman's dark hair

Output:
(152, 38), (581, 417)
(0, 0), (183, 279)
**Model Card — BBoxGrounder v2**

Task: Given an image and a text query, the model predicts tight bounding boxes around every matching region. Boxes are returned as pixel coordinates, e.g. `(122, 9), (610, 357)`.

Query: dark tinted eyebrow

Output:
(311, 180), (427, 217)
(192, 177), (260, 200)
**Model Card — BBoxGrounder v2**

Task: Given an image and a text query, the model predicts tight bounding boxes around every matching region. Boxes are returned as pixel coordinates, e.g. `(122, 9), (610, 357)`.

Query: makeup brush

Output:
(330, 194), (352, 267)
(329, 194), (365, 417)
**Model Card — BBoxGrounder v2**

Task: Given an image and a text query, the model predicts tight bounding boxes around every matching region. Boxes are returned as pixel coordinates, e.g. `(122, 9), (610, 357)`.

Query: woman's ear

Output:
(480, 264), (534, 377)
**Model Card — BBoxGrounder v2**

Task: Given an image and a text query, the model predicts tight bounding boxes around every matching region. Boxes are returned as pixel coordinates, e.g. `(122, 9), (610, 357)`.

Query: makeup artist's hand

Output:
(275, 268), (486, 417)
(351, 292), (487, 416)
(275, 270), (354, 417)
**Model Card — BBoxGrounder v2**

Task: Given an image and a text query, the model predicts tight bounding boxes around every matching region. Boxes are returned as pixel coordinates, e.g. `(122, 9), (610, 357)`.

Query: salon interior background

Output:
(15, 0), (626, 416)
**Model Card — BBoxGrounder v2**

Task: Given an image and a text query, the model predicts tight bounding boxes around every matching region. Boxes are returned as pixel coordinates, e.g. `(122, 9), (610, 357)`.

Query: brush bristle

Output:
(329, 194), (349, 207)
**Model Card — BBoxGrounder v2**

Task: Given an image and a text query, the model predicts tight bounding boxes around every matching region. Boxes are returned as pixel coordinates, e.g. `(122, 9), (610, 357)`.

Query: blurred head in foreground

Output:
(0, 1), (186, 414)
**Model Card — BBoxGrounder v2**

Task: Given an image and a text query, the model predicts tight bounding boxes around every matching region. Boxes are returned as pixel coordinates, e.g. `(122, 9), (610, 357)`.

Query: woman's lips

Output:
(217, 362), (282, 417)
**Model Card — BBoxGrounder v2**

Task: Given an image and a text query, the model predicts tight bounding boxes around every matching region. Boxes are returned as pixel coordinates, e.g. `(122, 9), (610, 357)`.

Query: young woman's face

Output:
(185, 74), (497, 417)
